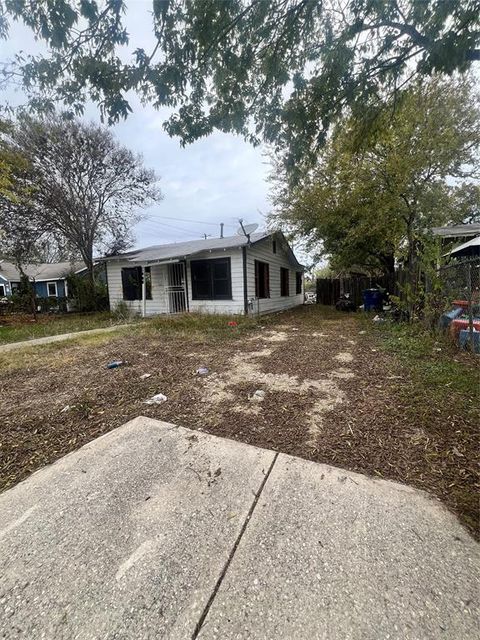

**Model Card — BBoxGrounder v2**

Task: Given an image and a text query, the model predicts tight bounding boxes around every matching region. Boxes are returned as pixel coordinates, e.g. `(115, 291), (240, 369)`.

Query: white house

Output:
(104, 231), (304, 316)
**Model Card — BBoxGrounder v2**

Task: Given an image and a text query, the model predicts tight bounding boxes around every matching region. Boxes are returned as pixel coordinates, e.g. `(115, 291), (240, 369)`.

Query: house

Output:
(448, 235), (480, 259)
(104, 231), (304, 316)
(0, 260), (86, 300)
(431, 223), (480, 267)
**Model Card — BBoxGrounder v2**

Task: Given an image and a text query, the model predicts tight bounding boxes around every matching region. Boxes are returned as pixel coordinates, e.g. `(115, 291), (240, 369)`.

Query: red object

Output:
(228, 321), (238, 327)
(452, 300), (470, 311)
(450, 318), (480, 343)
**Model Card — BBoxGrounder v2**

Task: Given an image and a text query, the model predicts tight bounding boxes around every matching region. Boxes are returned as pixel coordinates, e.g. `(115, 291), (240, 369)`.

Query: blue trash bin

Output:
(459, 329), (480, 353)
(363, 289), (383, 312)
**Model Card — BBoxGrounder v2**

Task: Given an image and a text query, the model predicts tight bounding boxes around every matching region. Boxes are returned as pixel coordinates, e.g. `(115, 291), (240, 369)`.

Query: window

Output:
(191, 258), (232, 300)
(121, 266), (152, 301)
(296, 272), (303, 295)
(0, 284), (5, 297)
(272, 240), (277, 254)
(47, 282), (58, 297)
(280, 267), (289, 296)
(254, 260), (270, 298)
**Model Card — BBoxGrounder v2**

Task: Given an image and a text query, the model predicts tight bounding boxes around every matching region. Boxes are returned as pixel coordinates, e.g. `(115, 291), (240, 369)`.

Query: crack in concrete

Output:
(191, 452), (279, 639)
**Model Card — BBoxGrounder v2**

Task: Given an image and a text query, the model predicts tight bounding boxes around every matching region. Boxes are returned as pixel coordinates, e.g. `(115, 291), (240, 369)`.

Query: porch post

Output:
(142, 265), (146, 318)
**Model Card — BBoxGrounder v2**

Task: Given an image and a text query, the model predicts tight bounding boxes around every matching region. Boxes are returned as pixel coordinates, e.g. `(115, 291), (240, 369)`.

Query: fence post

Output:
(467, 262), (474, 353)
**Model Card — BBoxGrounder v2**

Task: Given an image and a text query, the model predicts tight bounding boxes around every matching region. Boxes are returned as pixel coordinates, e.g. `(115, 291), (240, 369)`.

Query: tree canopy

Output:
(1, 1), (479, 169)
(270, 76), (480, 275)
(0, 115), (161, 284)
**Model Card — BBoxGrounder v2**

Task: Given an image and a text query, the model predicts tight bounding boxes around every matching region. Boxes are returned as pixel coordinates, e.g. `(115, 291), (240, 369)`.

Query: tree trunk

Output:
(80, 243), (97, 311)
(18, 265), (37, 321)
(405, 228), (417, 322)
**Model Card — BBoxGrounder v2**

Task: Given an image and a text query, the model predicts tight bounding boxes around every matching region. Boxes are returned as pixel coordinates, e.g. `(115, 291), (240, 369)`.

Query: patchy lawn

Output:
(1, 306), (478, 539)
(0, 311), (136, 345)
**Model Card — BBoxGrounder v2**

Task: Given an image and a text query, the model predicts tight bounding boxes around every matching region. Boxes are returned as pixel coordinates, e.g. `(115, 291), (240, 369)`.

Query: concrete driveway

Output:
(0, 417), (478, 639)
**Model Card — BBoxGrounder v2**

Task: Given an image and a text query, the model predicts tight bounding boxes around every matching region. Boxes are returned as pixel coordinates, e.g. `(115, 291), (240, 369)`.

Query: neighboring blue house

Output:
(0, 260), (86, 301)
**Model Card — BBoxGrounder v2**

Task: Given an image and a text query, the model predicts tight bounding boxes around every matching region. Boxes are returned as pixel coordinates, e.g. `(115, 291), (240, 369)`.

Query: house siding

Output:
(246, 236), (303, 314)
(34, 280), (66, 298)
(106, 261), (170, 315)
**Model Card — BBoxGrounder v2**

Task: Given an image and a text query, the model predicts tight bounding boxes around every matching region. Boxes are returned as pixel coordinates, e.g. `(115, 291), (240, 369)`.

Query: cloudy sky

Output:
(0, 1), (272, 248)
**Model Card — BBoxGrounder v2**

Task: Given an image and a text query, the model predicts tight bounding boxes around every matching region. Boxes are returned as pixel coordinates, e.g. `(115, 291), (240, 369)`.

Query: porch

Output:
(121, 261), (188, 317)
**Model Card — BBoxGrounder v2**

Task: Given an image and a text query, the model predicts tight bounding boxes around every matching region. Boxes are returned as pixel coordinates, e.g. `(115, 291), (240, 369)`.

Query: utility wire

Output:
(146, 215), (237, 228)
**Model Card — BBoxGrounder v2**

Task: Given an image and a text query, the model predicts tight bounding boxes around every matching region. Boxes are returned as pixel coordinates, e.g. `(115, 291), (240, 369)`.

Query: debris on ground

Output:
(60, 405), (70, 413)
(249, 389), (266, 402)
(106, 360), (126, 369)
(372, 315), (385, 323)
(144, 393), (167, 405)
(140, 373), (152, 380)
(196, 366), (210, 376)
(2, 306), (478, 540)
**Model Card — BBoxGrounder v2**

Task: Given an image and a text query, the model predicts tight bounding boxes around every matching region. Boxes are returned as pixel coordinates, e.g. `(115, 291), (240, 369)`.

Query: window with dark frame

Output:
(121, 266), (152, 301)
(254, 260), (270, 298)
(191, 258), (232, 300)
(280, 267), (289, 296)
(272, 240), (277, 254)
(296, 272), (303, 295)
(0, 284), (5, 297)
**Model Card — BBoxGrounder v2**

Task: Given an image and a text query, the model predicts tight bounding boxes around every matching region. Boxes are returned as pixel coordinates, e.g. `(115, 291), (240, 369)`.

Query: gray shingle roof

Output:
(431, 223), (480, 238)
(0, 261), (86, 282)
(106, 232), (271, 263)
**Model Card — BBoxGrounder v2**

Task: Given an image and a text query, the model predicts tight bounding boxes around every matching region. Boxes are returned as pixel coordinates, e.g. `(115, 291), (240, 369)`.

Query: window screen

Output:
(121, 267), (152, 300)
(191, 258), (232, 300)
(254, 260), (270, 298)
(296, 272), (303, 295)
(280, 267), (289, 296)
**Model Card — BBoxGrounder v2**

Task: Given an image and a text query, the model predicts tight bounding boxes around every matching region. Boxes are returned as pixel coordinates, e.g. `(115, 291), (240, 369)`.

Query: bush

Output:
(66, 273), (109, 312)
(112, 300), (134, 321)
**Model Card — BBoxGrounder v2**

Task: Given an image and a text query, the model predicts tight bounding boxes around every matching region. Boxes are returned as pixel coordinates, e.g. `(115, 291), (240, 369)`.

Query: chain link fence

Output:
(437, 257), (480, 352)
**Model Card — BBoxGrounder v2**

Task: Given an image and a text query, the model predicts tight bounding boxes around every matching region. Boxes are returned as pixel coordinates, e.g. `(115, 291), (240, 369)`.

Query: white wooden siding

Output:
(106, 261), (170, 316)
(246, 237), (303, 314)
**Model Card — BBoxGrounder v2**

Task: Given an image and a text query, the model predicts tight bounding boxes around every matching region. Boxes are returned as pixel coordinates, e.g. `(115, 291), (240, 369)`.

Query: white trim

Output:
(47, 281), (58, 297)
(141, 265), (146, 318)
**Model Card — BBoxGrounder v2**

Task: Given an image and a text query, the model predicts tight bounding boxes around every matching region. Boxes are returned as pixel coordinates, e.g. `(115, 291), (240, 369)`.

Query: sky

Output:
(0, 1), (272, 249)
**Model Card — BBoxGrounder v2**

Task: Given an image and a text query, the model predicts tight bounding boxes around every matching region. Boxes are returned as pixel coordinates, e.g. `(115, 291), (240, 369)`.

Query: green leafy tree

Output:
(1, 1), (479, 169)
(270, 77), (480, 290)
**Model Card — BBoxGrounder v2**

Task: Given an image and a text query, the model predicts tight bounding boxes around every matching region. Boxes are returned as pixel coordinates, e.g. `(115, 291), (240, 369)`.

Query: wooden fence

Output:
(316, 272), (405, 307)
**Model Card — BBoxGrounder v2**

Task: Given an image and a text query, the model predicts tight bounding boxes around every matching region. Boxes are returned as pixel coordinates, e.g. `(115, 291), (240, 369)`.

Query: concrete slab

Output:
(1, 418), (478, 640)
(199, 454), (480, 640)
(0, 417), (275, 639)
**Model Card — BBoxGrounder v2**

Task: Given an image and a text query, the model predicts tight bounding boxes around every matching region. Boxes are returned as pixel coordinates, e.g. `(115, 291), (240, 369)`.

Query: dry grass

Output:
(1, 306), (478, 539)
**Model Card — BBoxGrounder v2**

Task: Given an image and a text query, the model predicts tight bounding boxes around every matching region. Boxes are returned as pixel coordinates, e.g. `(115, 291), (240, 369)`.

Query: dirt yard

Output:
(1, 306), (478, 538)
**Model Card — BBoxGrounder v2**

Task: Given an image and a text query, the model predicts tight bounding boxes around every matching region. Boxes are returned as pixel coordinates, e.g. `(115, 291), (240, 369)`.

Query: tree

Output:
(1, 1), (479, 171)
(1, 114), (161, 297)
(0, 198), (47, 318)
(270, 77), (480, 288)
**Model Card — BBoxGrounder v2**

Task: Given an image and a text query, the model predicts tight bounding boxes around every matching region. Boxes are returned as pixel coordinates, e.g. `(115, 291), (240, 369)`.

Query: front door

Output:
(167, 263), (186, 313)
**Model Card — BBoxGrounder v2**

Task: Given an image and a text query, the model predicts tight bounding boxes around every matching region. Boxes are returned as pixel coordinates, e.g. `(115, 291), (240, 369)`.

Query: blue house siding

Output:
(34, 280), (66, 298)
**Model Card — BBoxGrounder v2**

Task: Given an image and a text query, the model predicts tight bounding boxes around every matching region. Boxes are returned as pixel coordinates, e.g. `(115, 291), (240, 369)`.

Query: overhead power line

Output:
(147, 215), (236, 228)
